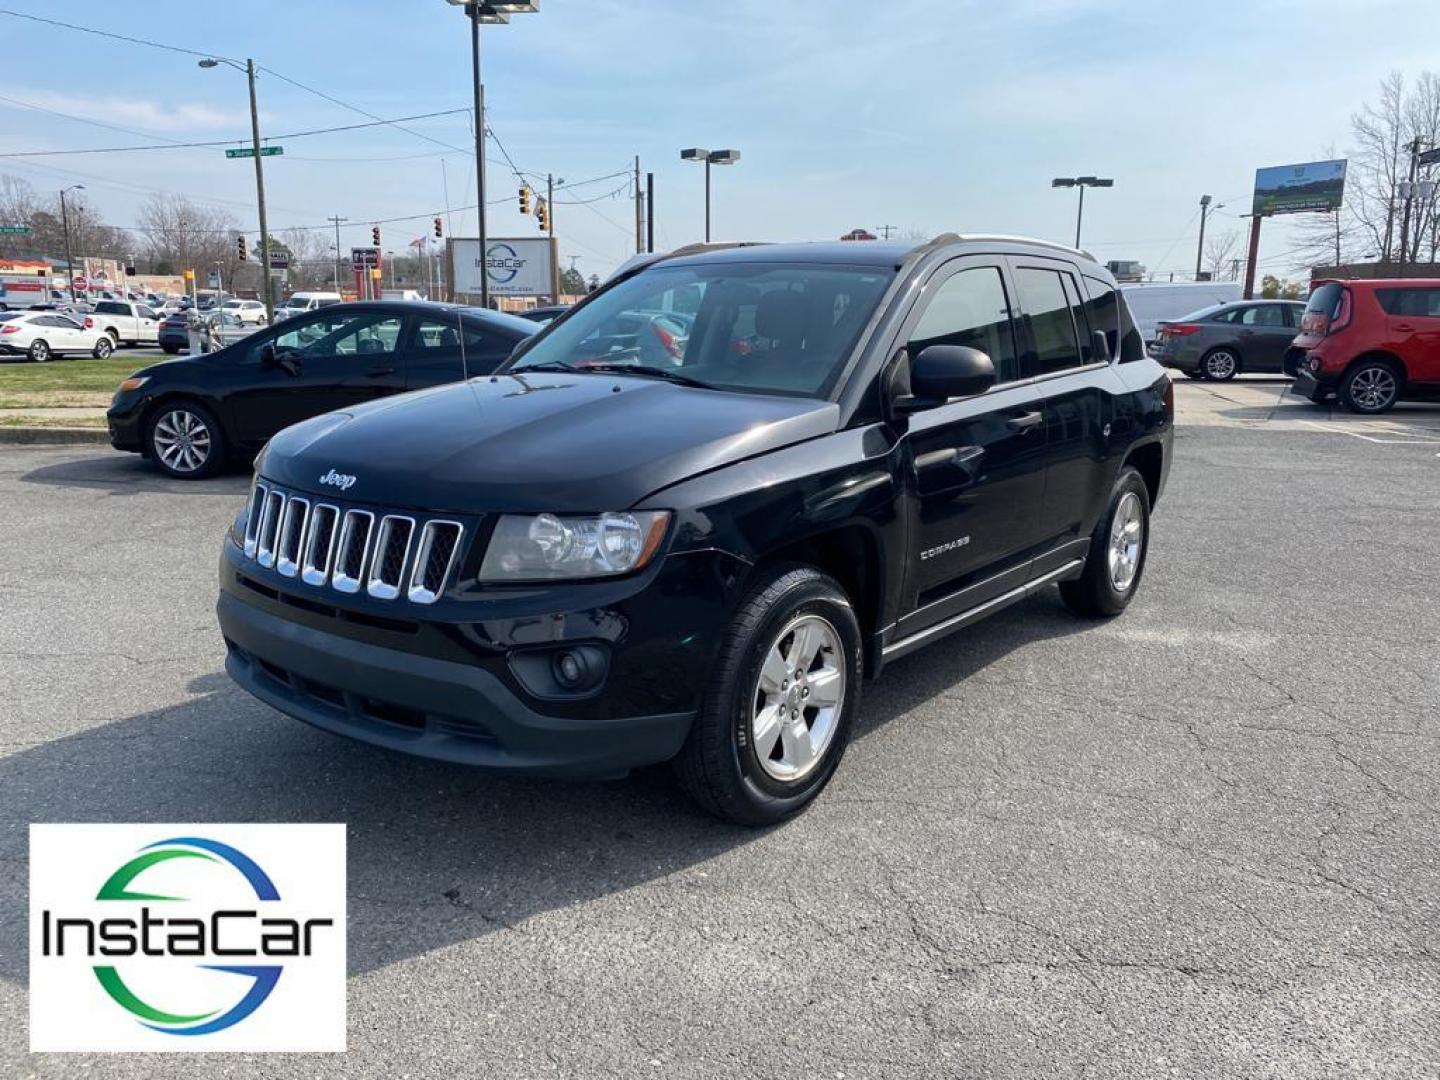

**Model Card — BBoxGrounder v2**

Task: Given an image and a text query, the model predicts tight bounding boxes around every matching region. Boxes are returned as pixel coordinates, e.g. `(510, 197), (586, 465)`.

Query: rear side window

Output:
(909, 265), (1020, 382)
(1015, 267), (1083, 375)
(1375, 287), (1440, 317)
(1079, 277), (1119, 361)
(1306, 283), (1345, 320)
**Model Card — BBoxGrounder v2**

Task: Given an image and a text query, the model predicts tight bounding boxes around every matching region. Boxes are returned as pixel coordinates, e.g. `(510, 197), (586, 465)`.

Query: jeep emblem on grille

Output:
(318, 468), (357, 491)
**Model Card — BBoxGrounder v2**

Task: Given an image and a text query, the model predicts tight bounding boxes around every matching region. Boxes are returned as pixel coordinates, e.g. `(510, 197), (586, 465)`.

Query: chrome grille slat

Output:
(275, 496), (309, 578)
(331, 510), (375, 594)
(301, 504), (339, 586)
(241, 487), (464, 604)
(255, 489), (284, 568)
(407, 521), (463, 605)
(367, 516), (415, 600)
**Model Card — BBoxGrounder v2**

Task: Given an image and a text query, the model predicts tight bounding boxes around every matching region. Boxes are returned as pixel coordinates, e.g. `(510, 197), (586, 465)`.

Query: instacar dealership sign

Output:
(451, 237), (554, 297)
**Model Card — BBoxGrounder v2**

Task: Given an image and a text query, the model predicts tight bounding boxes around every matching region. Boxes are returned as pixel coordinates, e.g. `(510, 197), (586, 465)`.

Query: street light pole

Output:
(327, 216), (347, 289)
(1195, 194), (1212, 280)
(1052, 176), (1113, 249)
(681, 148), (740, 244)
(470, 4), (488, 308)
(58, 184), (82, 305)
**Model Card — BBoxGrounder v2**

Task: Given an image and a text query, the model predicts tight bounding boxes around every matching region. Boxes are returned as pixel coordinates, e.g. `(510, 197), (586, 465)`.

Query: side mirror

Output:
(893, 345), (996, 412)
(260, 343), (278, 368)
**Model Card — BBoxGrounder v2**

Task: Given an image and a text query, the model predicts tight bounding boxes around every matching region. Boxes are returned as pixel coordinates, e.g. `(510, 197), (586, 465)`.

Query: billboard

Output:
(451, 237), (555, 297)
(1252, 159), (1347, 216)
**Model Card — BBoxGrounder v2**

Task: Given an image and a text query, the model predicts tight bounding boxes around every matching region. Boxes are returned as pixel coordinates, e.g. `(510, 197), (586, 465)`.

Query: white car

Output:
(222, 298), (269, 325)
(90, 299), (162, 346)
(0, 310), (114, 361)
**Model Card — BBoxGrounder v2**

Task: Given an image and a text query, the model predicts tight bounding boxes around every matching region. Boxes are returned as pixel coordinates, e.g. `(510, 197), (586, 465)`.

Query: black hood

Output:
(260, 372), (840, 513)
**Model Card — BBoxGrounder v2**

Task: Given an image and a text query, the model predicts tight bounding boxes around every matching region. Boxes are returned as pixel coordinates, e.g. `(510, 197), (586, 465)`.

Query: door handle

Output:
(1395, 323), (1415, 331)
(916, 445), (984, 472)
(1006, 410), (1043, 433)
(363, 366), (396, 377)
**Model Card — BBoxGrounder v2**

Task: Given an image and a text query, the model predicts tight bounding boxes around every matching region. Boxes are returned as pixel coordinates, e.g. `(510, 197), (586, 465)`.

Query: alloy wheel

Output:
(29, 340), (49, 362)
(1349, 366), (1397, 411)
(152, 409), (212, 474)
(751, 613), (846, 782)
(1204, 350), (1237, 379)
(1107, 491), (1144, 593)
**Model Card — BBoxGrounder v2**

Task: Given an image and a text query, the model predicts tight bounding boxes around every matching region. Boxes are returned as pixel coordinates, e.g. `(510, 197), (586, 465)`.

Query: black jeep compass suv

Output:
(217, 235), (1172, 825)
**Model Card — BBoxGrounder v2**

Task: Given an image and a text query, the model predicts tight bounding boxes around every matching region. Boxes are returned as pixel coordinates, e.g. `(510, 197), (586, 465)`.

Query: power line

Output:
(0, 108), (472, 157)
(0, 8), (228, 61)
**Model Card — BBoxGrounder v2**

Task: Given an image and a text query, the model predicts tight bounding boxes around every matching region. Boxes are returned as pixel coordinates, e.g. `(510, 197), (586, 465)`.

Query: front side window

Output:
(1015, 267), (1083, 376)
(909, 265), (1019, 383)
(255, 312), (403, 363)
(507, 262), (895, 398)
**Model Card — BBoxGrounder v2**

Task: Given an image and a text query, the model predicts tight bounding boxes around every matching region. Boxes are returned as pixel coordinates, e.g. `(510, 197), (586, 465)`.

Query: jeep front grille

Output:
(241, 483), (464, 605)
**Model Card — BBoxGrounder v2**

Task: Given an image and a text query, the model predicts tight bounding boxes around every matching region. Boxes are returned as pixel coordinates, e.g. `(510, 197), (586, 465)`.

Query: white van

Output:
(274, 291), (343, 321)
(1121, 281), (1242, 344)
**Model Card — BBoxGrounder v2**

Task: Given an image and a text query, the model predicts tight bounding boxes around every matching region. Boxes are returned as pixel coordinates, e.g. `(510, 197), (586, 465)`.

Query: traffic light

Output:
(518, 186), (530, 214)
(433, 216), (443, 239)
(536, 199), (548, 231)
(237, 235), (248, 261)
(372, 225), (381, 246)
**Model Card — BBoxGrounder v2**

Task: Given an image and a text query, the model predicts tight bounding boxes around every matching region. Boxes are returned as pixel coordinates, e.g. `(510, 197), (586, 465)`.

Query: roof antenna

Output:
(457, 308), (468, 381)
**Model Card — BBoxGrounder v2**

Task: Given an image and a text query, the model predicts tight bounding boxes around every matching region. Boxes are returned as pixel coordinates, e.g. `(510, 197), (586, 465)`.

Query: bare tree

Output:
(1203, 230), (1241, 279)
(136, 193), (242, 287)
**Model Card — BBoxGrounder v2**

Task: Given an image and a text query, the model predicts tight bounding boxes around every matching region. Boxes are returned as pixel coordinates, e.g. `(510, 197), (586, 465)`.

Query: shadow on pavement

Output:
(0, 590), (1086, 983)
(19, 452), (250, 496)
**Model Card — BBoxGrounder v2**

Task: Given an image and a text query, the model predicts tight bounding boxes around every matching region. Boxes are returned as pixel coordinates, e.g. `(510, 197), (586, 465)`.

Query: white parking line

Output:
(1295, 419), (1440, 445)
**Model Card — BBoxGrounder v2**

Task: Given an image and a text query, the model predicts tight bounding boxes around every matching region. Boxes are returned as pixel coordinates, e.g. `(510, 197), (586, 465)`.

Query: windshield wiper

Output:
(578, 363), (715, 389)
(512, 360), (576, 373)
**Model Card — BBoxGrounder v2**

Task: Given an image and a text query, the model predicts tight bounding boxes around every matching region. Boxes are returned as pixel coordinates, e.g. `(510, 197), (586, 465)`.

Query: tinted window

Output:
(1015, 267), (1083, 375)
(413, 317), (512, 357)
(94, 301), (127, 316)
(1210, 307), (1241, 324)
(1240, 305), (1287, 327)
(1306, 283), (1345, 320)
(259, 312), (404, 364)
(1375, 287), (1440, 317)
(1079, 278), (1119, 361)
(909, 265), (1019, 382)
(509, 263), (895, 399)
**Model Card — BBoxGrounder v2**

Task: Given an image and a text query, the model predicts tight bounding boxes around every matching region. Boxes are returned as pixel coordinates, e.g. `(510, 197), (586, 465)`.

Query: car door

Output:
(404, 314), (522, 389)
(228, 309), (408, 444)
(1378, 286), (1440, 386)
(891, 257), (1049, 640)
(1234, 304), (1292, 372)
(1007, 260), (1113, 562)
(56, 314), (92, 352)
(135, 304), (160, 342)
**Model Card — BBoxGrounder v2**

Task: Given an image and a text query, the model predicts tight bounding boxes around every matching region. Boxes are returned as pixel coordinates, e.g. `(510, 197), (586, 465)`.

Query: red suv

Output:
(1290, 279), (1440, 413)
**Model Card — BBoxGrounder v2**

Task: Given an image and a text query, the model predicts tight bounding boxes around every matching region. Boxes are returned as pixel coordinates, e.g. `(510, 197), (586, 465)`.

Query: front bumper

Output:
(216, 533), (741, 778)
(106, 394), (145, 452)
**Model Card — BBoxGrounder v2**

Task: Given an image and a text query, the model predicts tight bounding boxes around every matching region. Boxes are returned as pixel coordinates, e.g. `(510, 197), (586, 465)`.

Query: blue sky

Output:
(1, 0), (1437, 280)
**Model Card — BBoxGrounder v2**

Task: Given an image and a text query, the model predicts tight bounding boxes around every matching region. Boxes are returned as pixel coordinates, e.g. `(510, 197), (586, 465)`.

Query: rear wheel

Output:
(145, 401), (226, 479)
(27, 338), (50, 363)
(1339, 359), (1401, 414)
(1201, 348), (1239, 381)
(1060, 467), (1151, 618)
(673, 565), (861, 826)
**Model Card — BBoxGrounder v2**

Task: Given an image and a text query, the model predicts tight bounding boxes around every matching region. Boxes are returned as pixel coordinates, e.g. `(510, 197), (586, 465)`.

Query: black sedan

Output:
(107, 301), (537, 478)
(1151, 299), (1306, 380)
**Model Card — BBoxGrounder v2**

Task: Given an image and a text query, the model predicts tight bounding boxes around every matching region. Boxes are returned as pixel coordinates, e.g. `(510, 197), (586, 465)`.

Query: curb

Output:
(0, 426), (110, 446)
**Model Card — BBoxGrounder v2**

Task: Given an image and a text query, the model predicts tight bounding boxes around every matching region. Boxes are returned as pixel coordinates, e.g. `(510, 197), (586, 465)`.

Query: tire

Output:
(1200, 348), (1239, 381)
(1184, 369), (1207, 380)
(145, 400), (226, 479)
(673, 565), (862, 826)
(1060, 466), (1151, 618)
(161, 343), (180, 355)
(27, 338), (50, 363)
(1338, 358), (1401, 415)
(92, 335), (114, 359)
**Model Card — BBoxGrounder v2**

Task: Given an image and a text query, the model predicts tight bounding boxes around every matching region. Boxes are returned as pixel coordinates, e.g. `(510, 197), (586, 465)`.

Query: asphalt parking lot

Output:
(2, 378), (1438, 1078)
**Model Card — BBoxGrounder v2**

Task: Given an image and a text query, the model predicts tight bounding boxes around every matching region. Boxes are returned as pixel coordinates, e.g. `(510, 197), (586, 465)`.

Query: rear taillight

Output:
(1299, 312), (1328, 334)
(1163, 323), (1201, 336)
(0, 325), (18, 334)
(1330, 289), (1352, 333)
(1162, 377), (1174, 419)
(84, 317), (94, 329)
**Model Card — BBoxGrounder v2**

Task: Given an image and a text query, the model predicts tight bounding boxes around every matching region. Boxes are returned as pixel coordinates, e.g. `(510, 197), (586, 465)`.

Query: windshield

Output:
(507, 262), (895, 398)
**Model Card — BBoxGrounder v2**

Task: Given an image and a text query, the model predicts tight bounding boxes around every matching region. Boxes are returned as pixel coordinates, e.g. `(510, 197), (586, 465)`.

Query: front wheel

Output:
(145, 401), (226, 479)
(1060, 467), (1151, 618)
(92, 335), (114, 359)
(673, 565), (862, 826)
(1339, 359), (1401, 414)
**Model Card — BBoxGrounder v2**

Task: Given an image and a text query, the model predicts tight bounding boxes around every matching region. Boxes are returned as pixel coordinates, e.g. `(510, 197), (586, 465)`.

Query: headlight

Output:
(118, 376), (149, 392)
(479, 511), (671, 582)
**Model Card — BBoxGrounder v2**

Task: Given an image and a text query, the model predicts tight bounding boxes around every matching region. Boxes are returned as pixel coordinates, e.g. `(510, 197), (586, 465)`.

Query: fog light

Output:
(554, 650), (585, 687)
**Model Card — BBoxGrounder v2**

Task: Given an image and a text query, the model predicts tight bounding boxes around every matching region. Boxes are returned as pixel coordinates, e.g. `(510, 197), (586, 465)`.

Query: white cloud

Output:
(0, 87), (249, 133)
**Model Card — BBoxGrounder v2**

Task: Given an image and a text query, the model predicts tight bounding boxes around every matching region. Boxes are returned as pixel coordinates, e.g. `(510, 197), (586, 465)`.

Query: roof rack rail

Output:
(933, 232), (1096, 262)
(664, 241), (772, 259)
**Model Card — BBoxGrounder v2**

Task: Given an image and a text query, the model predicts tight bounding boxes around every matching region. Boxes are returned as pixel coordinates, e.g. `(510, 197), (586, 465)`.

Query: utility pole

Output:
(634, 156), (644, 254)
(1195, 195), (1212, 280)
(244, 59), (274, 323)
(1399, 136), (1424, 273)
(1242, 214), (1263, 300)
(547, 172), (560, 301)
(58, 185), (81, 305)
(874, 224), (897, 239)
(327, 216), (347, 289)
(470, 3), (489, 308)
(646, 172), (655, 253)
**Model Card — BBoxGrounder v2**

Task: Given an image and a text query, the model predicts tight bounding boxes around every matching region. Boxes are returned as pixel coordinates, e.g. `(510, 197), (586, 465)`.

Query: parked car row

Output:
(1150, 300), (1307, 379)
